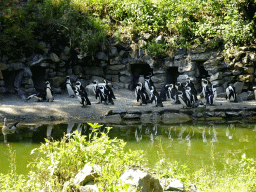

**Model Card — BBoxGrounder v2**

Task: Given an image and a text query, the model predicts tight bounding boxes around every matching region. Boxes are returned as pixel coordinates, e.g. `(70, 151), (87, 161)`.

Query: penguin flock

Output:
(134, 75), (232, 108)
(26, 76), (115, 108)
(25, 74), (237, 109)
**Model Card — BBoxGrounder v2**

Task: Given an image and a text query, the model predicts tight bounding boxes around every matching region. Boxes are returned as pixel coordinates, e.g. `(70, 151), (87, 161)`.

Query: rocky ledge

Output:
(1, 89), (256, 124)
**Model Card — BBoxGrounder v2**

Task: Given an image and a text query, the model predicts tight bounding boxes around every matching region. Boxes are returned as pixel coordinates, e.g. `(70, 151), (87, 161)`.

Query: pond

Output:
(1, 121), (256, 175)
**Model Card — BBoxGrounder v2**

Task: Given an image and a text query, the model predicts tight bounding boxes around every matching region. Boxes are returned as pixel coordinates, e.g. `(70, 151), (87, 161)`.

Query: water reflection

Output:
(0, 122), (255, 145)
(1, 122), (256, 175)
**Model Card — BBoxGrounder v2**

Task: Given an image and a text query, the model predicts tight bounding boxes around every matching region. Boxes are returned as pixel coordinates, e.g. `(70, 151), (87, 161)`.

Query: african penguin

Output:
(75, 81), (91, 107)
(185, 78), (197, 102)
(92, 80), (102, 104)
(93, 81), (114, 105)
(66, 76), (75, 97)
(206, 84), (217, 105)
(185, 86), (193, 106)
(201, 78), (209, 99)
(135, 82), (149, 105)
(150, 86), (164, 107)
(26, 81), (53, 102)
(104, 80), (116, 100)
(160, 84), (170, 101)
(225, 83), (237, 102)
(177, 91), (189, 108)
(45, 81), (54, 102)
(168, 84), (178, 104)
(145, 73), (155, 99)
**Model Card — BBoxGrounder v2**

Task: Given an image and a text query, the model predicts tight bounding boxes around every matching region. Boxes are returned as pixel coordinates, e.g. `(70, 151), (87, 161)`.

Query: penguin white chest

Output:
(46, 88), (53, 101)
(67, 84), (75, 96)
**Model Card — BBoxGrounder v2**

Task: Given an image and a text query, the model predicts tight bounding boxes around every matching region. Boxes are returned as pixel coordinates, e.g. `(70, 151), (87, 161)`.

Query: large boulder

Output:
(96, 52), (108, 61)
(161, 178), (185, 192)
(109, 46), (118, 57)
(51, 77), (66, 88)
(119, 169), (163, 192)
(73, 163), (100, 186)
(27, 54), (45, 67)
(234, 81), (244, 94)
(177, 74), (189, 84)
(50, 53), (60, 62)
(79, 181), (99, 192)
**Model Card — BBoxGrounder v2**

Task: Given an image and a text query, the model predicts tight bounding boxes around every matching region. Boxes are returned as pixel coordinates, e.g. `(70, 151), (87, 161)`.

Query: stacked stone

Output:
(224, 46), (256, 89)
(97, 46), (132, 89)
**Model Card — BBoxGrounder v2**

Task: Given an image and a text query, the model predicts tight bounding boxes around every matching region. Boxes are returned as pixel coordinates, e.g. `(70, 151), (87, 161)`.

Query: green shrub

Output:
(0, 123), (146, 191)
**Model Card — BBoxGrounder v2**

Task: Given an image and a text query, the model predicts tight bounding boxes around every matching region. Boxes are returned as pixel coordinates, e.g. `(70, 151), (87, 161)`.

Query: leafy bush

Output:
(0, 123), (146, 191)
(0, 0), (255, 60)
(145, 39), (166, 58)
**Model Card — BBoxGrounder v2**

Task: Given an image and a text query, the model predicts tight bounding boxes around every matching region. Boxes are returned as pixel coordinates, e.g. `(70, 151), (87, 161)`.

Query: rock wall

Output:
(0, 40), (256, 98)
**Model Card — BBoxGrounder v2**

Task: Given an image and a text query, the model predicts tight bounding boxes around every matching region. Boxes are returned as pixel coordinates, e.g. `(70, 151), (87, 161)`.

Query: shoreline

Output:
(0, 89), (256, 125)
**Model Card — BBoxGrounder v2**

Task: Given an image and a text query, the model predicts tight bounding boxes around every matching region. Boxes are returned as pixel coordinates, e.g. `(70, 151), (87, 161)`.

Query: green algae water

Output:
(1, 122), (256, 175)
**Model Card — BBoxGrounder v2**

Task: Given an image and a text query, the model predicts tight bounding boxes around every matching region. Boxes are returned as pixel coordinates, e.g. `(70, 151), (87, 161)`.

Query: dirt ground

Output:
(0, 88), (256, 125)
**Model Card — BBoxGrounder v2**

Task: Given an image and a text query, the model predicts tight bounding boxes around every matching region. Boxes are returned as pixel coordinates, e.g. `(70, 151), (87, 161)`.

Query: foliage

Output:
(0, 123), (146, 191)
(145, 39), (166, 58)
(153, 139), (256, 192)
(1, 0), (256, 59)
(0, 124), (256, 191)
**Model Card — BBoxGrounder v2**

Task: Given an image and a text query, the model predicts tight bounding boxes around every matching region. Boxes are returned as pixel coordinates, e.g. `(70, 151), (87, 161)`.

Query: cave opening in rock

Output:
(196, 62), (210, 91)
(198, 64), (209, 79)
(130, 63), (153, 89)
(2, 70), (17, 94)
(31, 66), (46, 91)
(166, 67), (180, 85)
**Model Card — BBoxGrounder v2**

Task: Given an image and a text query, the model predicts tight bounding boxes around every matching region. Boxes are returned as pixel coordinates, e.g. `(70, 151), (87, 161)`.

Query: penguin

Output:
(135, 82), (149, 105)
(45, 81), (54, 102)
(185, 86), (193, 106)
(104, 80), (116, 100)
(145, 73), (155, 99)
(102, 80), (115, 105)
(225, 83), (237, 102)
(150, 86), (164, 107)
(75, 81), (91, 107)
(201, 78), (209, 99)
(66, 76), (75, 97)
(168, 84), (178, 104)
(185, 78), (197, 102)
(92, 80), (102, 104)
(175, 82), (186, 104)
(206, 84), (217, 105)
(177, 90), (191, 108)
(93, 81), (114, 105)
(2, 118), (19, 143)
(160, 84), (171, 101)
(95, 84), (106, 104)
(26, 81), (53, 102)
